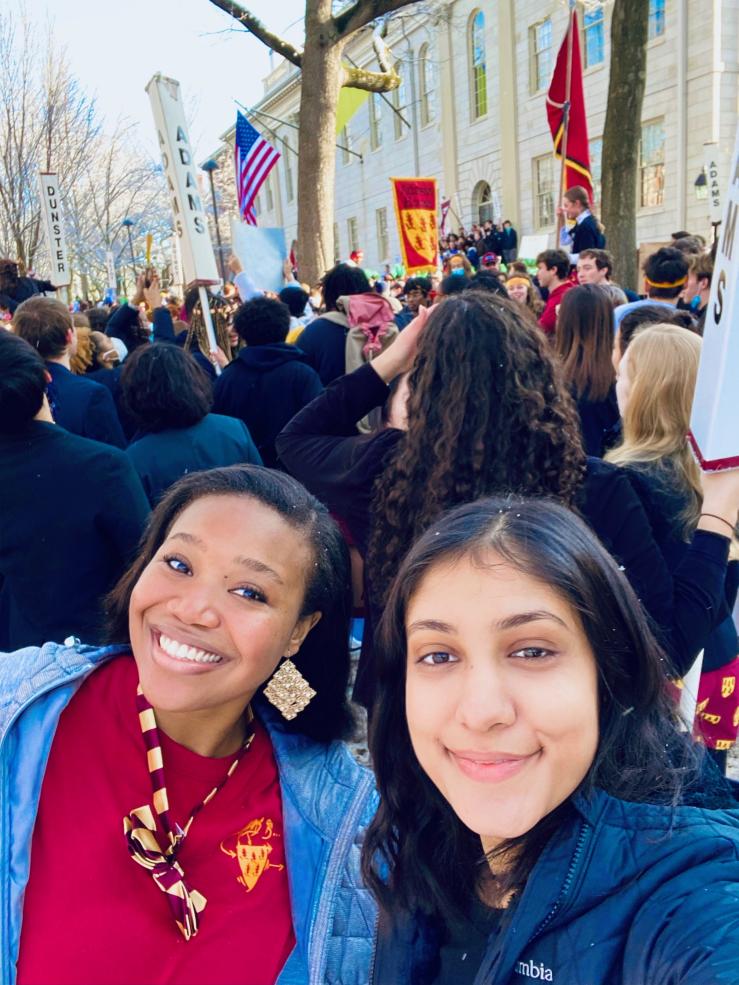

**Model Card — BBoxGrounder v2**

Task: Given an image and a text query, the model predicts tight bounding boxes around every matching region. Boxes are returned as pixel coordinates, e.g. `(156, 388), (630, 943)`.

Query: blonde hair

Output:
(70, 326), (94, 375)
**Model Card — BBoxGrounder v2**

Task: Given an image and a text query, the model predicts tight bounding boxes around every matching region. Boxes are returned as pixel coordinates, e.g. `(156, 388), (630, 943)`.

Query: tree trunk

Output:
(601, 0), (649, 292)
(296, 0), (343, 286)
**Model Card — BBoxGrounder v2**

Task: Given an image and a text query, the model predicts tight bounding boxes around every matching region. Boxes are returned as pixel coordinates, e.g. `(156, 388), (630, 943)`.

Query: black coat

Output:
(0, 276), (55, 313)
(0, 422), (149, 649)
(575, 384), (621, 458)
(213, 344), (322, 468)
(126, 413), (262, 506)
(568, 213), (605, 254)
(292, 315), (348, 385)
(46, 361), (126, 448)
(277, 364), (730, 704)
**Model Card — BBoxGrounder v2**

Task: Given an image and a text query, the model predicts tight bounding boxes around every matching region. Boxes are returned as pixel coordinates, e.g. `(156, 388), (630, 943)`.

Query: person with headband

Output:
(364, 497), (739, 985)
(614, 247), (690, 327)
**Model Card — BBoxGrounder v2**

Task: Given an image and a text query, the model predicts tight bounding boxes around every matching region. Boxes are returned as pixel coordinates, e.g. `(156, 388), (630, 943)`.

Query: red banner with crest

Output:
(390, 177), (438, 274)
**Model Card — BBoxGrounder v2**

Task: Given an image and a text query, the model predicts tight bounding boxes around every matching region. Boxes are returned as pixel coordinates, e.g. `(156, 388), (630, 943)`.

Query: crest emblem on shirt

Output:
(220, 817), (284, 892)
(721, 675), (736, 698)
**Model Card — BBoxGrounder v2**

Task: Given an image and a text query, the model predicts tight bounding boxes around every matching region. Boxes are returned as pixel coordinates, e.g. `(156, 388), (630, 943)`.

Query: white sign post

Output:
(38, 173), (71, 288)
(146, 73), (221, 369)
(105, 251), (117, 293)
(704, 142), (723, 224)
(689, 125), (739, 472)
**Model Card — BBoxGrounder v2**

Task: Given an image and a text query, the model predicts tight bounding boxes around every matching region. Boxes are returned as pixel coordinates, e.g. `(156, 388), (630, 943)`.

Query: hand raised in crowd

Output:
(209, 346), (229, 369)
(143, 273), (162, 311)
(228, 254), (243, 276)
(371, 303), (432, 384)
(283, 258), (295, 283)
(131, 272), (147, 307)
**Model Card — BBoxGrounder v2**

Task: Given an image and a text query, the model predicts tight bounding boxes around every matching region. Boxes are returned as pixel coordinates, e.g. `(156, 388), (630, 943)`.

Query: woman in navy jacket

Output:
(364, 498), (739, 985)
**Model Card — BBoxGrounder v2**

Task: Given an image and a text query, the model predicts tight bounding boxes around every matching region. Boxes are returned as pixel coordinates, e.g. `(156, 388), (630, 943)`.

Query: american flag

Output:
(234, 111), (281, 226)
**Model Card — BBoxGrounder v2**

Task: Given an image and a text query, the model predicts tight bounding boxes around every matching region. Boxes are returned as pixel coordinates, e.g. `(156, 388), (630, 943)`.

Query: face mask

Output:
(451, 267), (466, 277)
(690, 295), (702, 311)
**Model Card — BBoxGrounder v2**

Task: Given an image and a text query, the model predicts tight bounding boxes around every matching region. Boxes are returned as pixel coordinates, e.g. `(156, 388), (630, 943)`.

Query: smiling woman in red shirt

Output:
(7, 465), (376, 985)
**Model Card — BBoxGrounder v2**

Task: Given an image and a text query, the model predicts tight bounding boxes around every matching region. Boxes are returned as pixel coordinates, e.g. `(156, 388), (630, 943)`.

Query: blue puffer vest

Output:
(0, 642), (379, 985)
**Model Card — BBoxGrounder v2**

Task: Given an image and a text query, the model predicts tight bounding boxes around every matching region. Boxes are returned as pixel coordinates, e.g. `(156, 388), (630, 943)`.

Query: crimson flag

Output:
(546, 11), (593, 204)
(390, 178), (438, 274)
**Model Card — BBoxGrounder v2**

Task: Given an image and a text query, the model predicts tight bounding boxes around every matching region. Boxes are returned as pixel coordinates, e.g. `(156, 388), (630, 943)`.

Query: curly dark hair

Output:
(362, 496), (707, 923)
(120, 342), (212, 433)
(366, 293), (586, 602)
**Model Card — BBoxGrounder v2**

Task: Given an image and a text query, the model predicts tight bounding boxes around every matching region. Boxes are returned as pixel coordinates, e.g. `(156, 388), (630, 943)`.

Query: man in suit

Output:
(13, 296), (126, 448)
(0, 332), (149, 648)
(558, 185), (605, 264)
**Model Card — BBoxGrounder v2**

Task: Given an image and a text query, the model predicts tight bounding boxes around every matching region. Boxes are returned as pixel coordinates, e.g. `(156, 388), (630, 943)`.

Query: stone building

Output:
(205, 0), (739, 274)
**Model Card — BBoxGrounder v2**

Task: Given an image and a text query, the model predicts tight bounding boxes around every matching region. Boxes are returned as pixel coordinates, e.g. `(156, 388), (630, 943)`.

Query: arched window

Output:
(472, 181), (493, 224)
(419, 43), (435, 127)
(468, 10), (488, 119)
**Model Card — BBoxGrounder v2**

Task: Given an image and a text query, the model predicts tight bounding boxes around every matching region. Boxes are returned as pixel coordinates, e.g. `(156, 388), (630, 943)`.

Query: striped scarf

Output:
(123, 686), (255, 940)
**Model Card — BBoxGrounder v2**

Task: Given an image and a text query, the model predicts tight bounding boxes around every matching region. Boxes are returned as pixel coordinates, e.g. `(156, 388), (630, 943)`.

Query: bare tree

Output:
(0, 12), (100, 271)
(208, 0), (422, 285)
(601, 0), (650, 291)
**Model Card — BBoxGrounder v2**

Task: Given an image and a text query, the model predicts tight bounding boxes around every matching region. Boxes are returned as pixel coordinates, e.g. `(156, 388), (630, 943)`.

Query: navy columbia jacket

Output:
(372, 787), (739, 984)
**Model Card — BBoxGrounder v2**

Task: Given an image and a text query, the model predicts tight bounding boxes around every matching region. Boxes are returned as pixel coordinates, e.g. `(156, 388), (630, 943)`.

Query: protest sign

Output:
(391, 178), (438, 274)
(38, 173), (71, 287)
(689, 125), (739, 471)
(230, 220), (287, 294)
(518, 234), (550, 262)
(146, 74), (219, 287)
(147, 73), (220, 367)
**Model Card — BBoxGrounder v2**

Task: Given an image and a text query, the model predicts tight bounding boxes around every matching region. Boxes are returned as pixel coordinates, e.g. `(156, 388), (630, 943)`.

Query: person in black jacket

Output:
(295, 263), (370, 385)
(122, 343), (262, 505)
(0, 332), (149, 649)
(555, 284), (620, 457)
(13, 296), (126, 448)
(558, 185), (604, 262)
(0, 258), (55, 313)
(277, 295), (735, 708)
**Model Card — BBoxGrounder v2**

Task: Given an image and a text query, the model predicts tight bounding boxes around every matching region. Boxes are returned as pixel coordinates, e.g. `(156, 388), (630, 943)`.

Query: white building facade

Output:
(209, 0), (739, 274)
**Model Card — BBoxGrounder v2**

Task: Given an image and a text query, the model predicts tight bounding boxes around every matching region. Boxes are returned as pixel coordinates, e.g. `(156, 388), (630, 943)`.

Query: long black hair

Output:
(362, 496), (702, 920)
(106, 465), (354, 743)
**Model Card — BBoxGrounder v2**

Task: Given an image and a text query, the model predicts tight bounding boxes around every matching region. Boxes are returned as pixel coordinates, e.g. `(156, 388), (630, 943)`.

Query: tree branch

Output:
(333, 0), (419, 41)
(206, 0), (303, 67)
(340, 28), (400, 92)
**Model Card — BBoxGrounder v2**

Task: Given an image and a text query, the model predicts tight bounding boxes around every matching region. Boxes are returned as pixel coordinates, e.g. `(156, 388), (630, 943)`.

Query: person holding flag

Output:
(546, 5), (604, 264)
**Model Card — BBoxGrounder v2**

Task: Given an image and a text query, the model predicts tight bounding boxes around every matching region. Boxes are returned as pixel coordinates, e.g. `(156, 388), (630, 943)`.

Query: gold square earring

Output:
(264, 657), (316, 720)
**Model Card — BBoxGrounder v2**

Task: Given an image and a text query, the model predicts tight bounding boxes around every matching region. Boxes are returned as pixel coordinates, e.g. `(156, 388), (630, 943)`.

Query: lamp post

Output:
(202, 159), (226, 282)
(122, 218), (136, 291)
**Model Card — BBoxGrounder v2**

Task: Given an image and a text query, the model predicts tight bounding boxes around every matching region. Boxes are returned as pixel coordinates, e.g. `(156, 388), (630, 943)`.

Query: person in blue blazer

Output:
(13, 296), (126, 448)
(365, 497), (739, 985)
(558, 185), (605, 263)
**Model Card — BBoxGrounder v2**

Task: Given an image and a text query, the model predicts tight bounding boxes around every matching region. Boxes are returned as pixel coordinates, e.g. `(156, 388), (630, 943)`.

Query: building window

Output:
(534, 155), (555, 229)
(347, 216), (359, 254)
(640, 119), (665, 208)
(583, 4), (605, 67)
(472, 181), (494, 225)
(469, 10), (488, 119)
(340, 125), (351, 165)
(391, 62), (407, 141)
(419, 43), (435, 127)
(369, 93), (382, 151)
(648, 0), (665, 39)
(284, 136), (294, 202)
(333, 222), (340, 262)
(376, 207), (389, 261)
(265, 173), (274, 212)
(589, 137), (602, 207)
(529, 19), (553, 94)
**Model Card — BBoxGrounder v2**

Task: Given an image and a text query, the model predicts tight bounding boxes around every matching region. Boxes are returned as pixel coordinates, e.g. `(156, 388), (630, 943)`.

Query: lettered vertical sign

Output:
(38, 173), (71, 287)
(689, 125), (739, 471)
(145, 74), (219, 285)
(105, 251), (116, 292)
(704, 142), (723, 224)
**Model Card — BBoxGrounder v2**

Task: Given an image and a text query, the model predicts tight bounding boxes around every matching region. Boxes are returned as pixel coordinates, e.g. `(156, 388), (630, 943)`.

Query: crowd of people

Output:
(1, 184), (738, 984)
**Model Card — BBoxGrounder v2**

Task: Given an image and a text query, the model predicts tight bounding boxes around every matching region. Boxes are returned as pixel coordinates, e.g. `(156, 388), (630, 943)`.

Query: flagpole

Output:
(556, 2), (576, 242)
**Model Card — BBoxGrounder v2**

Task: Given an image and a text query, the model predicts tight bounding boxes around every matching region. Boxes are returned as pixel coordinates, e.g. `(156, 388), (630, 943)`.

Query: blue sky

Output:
(17, 0), (306, 159)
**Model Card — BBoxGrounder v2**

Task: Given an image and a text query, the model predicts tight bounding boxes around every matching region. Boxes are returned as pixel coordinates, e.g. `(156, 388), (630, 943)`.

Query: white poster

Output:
(704, 142), (723, 224)
(105, 250), (116, 292)
(170, 236), (184, 293)
(146, 74), (219, 286)
(230, 220), (287, 294)
(689, 125), (739, 471)
(38, 173), (70, 287)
